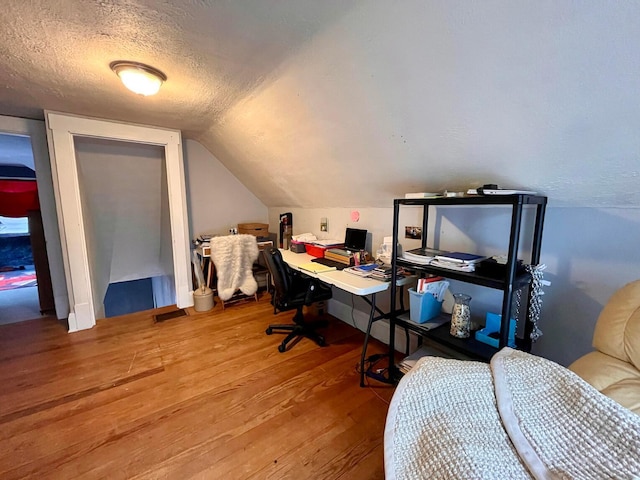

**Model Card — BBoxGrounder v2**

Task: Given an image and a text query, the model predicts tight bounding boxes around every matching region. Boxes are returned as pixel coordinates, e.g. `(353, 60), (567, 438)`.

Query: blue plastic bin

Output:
(409, 288), (443, 323)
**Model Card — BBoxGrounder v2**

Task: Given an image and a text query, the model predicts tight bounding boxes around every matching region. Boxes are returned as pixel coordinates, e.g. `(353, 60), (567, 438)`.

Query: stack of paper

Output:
(404, 192), (443, 199)
(298, 262), (336, 274)
(434, 252), (486, 264)
(416, 277), (449, 300)
(312, 239), (344, 247)
(398, 346), (436, 374)
(431, 259), (476, 272)
(292, 232), (317, 242)
(431, 252), (486, 272)
(402, 248), (445, 265)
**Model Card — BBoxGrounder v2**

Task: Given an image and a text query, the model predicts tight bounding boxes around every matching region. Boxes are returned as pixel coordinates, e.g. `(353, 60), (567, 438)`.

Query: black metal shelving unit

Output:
(388, 194), (547, 375)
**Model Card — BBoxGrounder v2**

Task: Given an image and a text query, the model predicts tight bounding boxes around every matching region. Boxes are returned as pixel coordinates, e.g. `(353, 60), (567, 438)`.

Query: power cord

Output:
(354, 353), (392, 404)
(355, 353), (388, 381)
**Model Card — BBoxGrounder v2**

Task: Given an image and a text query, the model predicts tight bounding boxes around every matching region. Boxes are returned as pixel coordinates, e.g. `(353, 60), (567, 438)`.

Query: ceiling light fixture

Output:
(110, 61), (167, 96)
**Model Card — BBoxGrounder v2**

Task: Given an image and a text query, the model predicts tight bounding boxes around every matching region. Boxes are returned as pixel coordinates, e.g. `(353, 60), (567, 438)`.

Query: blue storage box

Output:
(475, 312), (516, 348)
(409, 288), (443, 323)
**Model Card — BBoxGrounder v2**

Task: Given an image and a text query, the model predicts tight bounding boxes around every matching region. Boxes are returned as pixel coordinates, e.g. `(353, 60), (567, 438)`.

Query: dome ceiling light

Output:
(110, 61), (167, 96)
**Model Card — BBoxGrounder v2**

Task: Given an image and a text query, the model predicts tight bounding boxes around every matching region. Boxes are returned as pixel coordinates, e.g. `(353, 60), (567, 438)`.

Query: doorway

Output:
(46, 112), (192, 331)
(73, 136), (175, 319)
(0, 133), (55, 325)
(0, 215), (39, 325)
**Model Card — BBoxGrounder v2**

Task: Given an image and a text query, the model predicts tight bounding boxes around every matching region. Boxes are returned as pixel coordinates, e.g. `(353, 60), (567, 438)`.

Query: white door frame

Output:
(0, 115), (69, 320)
(45, 112), (193, 332)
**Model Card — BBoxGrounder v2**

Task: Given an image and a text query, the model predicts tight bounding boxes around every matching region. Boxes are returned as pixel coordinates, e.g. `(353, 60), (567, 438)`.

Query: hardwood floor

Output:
(0, 295), (396, 479)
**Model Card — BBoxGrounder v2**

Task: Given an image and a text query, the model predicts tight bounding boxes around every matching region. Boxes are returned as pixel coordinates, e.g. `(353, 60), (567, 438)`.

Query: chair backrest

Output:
(263, 247), (291, 301)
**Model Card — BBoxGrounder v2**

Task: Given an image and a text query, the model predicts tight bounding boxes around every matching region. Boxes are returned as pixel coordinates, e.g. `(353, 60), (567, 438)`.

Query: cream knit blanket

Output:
(384, 348), (640, 480)
(209, 234), (259, 301)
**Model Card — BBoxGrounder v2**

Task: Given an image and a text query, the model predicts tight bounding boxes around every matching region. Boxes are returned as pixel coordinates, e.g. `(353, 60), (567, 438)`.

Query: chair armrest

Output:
(304, 279), (319, 304)
(304, 278), (332, 305)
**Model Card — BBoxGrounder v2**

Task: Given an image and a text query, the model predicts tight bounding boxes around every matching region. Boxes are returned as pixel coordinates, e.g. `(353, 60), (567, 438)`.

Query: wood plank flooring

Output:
(0, 295), (396, 479)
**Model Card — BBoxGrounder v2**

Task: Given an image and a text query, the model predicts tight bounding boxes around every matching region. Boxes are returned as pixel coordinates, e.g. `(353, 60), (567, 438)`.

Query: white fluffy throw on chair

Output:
(209, 234), (259, 301)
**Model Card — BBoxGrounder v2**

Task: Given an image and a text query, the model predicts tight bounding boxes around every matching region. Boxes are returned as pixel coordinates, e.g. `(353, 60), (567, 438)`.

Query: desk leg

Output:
(360, 293), (377, 387)
(358, 293), (397, 387)
(359, 284), (411, 386)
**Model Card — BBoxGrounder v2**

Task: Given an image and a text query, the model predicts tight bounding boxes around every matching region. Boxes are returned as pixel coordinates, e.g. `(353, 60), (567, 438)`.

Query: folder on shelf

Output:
(434, 252), (486, 264)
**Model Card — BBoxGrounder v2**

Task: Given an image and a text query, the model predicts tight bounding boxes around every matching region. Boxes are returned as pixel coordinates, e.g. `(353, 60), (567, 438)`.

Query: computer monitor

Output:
(344, 228), (367, 252)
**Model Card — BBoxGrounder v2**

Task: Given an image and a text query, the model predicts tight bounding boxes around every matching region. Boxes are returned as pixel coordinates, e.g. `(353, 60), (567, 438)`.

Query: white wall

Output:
(270, 205), (640, 366)
(209, 1), (640, 210)
(183, 139), (269, 238)
(74, 138), (173, 317)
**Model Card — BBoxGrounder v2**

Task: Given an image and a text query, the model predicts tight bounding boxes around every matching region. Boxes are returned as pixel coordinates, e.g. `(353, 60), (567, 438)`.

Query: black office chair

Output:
(263, 247), (333, 352)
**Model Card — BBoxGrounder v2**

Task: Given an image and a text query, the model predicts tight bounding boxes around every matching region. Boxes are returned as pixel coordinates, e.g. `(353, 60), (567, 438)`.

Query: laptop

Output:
(312, 228), (367, 270)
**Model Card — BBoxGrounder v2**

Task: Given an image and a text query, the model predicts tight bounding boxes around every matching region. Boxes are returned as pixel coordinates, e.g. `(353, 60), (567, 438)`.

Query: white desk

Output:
(279, 249), (396, 295)
(279, 249), (414, 386)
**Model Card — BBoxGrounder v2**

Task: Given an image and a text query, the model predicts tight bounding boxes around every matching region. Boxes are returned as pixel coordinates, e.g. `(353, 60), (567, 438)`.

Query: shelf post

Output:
(388, 200), (401, 377)
(501, 200), (524, 349)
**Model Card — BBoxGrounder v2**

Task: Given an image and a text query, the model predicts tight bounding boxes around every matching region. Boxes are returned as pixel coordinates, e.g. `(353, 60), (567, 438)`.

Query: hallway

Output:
(0, 284), (43, 326)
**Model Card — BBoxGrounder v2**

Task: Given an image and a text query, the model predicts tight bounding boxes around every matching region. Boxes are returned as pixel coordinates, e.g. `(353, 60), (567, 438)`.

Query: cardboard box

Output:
(238, 223), (269, 236)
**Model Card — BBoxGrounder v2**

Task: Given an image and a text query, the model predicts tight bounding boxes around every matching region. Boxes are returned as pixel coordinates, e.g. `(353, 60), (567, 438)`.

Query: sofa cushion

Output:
(569, 350), (640, 414)
(592, 279), (640, 370)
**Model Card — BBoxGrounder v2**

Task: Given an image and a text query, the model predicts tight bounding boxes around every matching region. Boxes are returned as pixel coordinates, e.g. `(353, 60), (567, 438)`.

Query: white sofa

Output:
(384, 280), (640, 479)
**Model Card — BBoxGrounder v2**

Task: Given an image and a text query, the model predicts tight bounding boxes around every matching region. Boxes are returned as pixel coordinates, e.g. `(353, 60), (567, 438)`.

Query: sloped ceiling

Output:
(0, 1), (638, 208)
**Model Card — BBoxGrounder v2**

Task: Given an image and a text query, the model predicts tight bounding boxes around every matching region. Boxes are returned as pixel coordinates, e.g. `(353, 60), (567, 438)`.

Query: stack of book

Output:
(324, 248), (353, 266)
(344, 263), (378, 277)
(369, 264), (406, 281)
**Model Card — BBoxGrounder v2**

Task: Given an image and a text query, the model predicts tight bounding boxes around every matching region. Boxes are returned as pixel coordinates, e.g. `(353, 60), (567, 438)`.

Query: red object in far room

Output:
(0, 267), (37, 291)
(0, 179), (39, 218)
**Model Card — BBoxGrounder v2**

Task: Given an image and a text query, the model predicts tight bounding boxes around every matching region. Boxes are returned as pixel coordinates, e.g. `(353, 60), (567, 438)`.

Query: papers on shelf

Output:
(430, 259), (476, 272)
(311, 239), (344, 247)
(402, 248), (445, 265)
(398, 345), (439, 374)
(401, 247), (486, 272)
(416, 278), (449, 301)
(478, 189), (537, 195)
(292, 232), (317, 242)
(434, 252), (486, 264)
(404, 192), (443, 199)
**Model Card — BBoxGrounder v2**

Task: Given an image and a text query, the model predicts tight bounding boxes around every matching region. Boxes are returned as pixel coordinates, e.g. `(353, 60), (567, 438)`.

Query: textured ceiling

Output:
(0, 0), (351, 137)
(0, 1), (638, 208)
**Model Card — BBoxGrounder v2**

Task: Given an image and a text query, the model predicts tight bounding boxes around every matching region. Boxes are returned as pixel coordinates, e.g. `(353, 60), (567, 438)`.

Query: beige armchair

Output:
(569, 279), (640, 414)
